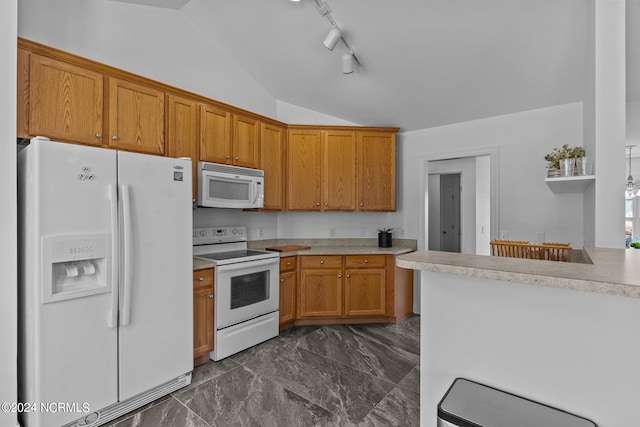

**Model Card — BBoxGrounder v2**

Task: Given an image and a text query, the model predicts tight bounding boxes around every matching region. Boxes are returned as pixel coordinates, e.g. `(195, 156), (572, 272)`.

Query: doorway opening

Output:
(428, 173), (461, 252)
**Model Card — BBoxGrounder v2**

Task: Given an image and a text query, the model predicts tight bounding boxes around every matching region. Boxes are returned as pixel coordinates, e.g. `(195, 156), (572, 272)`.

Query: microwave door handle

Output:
(252, 181), (260, 205)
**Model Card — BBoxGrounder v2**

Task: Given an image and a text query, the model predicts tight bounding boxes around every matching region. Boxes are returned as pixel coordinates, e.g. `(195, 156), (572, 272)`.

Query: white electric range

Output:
(193, 226), (279, 360)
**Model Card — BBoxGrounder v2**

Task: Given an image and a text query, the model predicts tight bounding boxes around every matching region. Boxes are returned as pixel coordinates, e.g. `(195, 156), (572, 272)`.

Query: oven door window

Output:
(230, 271), (269, 309)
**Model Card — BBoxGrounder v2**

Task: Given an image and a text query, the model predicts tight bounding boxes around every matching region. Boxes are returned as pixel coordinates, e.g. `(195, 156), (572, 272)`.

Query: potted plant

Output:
(544, 144), (586, 177)
(377, 228), (393, 248)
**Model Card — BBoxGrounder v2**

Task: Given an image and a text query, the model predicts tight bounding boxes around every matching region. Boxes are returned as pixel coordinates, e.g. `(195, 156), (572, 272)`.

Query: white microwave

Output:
(197, 162), (264, 209)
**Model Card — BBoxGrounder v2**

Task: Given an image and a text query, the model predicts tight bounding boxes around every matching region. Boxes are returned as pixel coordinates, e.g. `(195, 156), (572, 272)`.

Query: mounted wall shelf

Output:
(545, 175), (595, 194)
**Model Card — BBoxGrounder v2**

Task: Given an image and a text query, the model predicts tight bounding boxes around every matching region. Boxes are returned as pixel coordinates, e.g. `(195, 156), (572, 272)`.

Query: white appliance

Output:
(18, 137), (193, 427)
(197, 162), (264, 209)
(193, 226), (279, 360)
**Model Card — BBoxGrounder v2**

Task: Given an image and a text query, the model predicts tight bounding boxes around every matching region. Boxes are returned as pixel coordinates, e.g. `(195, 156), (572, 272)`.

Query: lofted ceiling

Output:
(118, 0), (595, 131)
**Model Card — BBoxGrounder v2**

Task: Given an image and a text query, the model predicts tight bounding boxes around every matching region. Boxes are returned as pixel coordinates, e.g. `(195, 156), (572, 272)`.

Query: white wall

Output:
(591, 0), (626, 248)
(421, 271), (640, 427)
(18, 0), (278, 120)
(1, 2), (18, 426)
(277, 101), (359, 127)
(401, 103), (586, 247)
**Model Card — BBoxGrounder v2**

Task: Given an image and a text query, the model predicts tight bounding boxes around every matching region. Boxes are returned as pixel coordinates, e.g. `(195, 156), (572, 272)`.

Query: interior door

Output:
(117, 151), (193, 401)
(440, 173), (461, 253)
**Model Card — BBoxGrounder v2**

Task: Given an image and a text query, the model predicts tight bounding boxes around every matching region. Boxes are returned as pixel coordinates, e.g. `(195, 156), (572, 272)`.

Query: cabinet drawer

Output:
(280, 256), (297, 272)
(345, 255), (386, 268)
(300, 255), (342, 269)
(193, 268), (214, 289)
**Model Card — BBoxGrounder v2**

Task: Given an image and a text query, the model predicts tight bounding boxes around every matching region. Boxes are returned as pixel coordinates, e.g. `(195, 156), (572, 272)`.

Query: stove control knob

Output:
(232, 229), (237, 235)
(237, 229), (244, 235)
(199, 230), (206, 237)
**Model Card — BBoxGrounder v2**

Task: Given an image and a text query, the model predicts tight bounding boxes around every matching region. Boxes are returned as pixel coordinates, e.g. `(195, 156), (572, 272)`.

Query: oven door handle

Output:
(216, 257), (278, 272)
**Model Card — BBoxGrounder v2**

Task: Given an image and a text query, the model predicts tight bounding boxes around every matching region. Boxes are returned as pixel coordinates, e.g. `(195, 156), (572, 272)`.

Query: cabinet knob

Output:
(235, 156), (239, 161)
(199, 277), (204, 282)
(112, 135), (118, 141)
(347, 274), (351, 278)
(226, 155), (230, 159)
(96, 133), (102, 138)
(338, 274), (342, 278)
(316, 202), (321, 207)
(286, 262), (291, 266)
(324, 202), (328, 206)
(360, 203), (364, 207)
(320, 260), (324, 264)
(209, 294), (214, 299)
(364, 259), (368, 264)
(280, 279), (285, 283)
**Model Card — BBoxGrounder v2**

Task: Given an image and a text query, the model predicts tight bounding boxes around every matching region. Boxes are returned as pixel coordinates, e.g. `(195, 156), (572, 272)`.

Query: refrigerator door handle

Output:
(121, 184), (133, 326)
(108, 184), (119, 329)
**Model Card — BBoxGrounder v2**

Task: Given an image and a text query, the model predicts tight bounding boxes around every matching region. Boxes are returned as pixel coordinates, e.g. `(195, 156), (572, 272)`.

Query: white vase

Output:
(575, 157), (591, 175)
(559, 158), (575, 176)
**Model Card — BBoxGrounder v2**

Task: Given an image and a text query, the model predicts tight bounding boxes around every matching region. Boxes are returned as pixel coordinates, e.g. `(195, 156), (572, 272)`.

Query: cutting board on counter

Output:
(265, 245), (311, 252)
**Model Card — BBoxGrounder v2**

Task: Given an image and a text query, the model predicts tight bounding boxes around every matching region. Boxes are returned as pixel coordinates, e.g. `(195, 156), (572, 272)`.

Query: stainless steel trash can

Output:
(437, 378), (597, 427)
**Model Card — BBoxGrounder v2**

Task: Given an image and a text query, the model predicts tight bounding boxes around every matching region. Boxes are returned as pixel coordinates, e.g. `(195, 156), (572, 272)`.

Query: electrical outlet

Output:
(535, 232), (545, 243)
(258, 227), (264, 238)
(329, 227), (336, 237)
(397, 228), (405, 237)
(500, 230), (509, 240)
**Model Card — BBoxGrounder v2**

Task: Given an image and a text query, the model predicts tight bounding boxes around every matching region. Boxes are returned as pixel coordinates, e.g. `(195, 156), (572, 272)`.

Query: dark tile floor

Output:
(106, 315), (420, 427)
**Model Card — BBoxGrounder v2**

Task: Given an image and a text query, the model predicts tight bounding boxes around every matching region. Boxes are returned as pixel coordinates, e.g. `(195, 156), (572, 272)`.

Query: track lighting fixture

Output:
(323, 27), (342, 51)
(290, 0), (360, 74)
(341, 52), (354, 74)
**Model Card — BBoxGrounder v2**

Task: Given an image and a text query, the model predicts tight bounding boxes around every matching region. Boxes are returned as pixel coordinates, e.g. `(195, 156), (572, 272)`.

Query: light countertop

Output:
(194, 238), (417, 270)
(396, 246), (640, 299)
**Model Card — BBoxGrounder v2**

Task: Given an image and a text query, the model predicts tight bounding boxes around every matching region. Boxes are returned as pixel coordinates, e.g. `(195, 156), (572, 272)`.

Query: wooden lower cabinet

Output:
(193, 268), (214, 366)
(344, 268), (386, 316)
(294, 254), (413, 325)
(279, 256), (297, 330)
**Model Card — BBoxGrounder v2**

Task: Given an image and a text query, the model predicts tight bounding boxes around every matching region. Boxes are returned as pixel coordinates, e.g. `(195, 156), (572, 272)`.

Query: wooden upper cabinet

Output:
(199, 104), (232, 164)
(108, 78), (165, 155)
(260, 123), (285, 210)
(166, 94), (199, 199)
(17, 48), (30, 138)
(232, 114), (260, 169)
(29, 53), (104, 146)
(287, 129), (323, 211)
(323, 130), (356, 211)
(357, 131), (396, 211)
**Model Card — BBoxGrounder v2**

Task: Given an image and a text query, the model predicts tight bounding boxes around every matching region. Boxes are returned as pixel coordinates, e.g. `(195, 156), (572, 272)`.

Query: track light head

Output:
(341, 52), (354, 74)
(323, 27), (342, 51)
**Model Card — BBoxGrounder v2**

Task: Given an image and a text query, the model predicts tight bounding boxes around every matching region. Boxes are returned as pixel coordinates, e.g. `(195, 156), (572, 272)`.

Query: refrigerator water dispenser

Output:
(42, 234), (111, 303)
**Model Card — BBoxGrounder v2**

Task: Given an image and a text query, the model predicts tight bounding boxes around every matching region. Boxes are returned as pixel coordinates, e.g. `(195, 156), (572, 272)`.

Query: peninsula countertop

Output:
(396, 246), (640, 299)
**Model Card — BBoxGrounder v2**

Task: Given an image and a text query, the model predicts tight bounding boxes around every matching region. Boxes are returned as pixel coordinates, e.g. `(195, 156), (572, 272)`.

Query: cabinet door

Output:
(287, 130), (322, 211)
(261, 123), (285, 210)
(200, 104), (232, 164)
(193, 287), (214, 358)
(30, 54), (104, 146)
(233, 114), (260, 168)
(357, 131), (396, 211)
(299, 269), (343, 317)
(166, 94), (199, 200)
(323, 130), (356, 210)
(193, 269), (214, 362)
(279, 270), (297, 326)
(108, 78), (165, 155)
(17, 48), (30, 138)
(344, 268), (386, 316)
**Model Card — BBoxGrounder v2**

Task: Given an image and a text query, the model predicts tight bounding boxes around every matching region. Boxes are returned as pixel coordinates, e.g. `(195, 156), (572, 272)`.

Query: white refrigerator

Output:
(18, 137), (193, 427)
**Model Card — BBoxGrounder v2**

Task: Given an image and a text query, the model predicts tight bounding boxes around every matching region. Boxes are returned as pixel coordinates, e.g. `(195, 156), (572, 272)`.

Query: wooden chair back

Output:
(490, 240), (572, 262)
